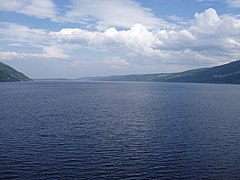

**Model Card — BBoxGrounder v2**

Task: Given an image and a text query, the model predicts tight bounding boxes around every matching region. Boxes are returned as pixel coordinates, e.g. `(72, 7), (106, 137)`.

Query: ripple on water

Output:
(0, 81), (240, 179)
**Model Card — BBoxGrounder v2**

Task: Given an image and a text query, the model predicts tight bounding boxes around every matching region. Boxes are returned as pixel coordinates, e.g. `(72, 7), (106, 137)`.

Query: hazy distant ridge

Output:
(79, 60), (240, 84)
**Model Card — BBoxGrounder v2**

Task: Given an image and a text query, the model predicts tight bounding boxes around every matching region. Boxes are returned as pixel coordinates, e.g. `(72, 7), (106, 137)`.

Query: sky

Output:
(0, 0), (240, 78)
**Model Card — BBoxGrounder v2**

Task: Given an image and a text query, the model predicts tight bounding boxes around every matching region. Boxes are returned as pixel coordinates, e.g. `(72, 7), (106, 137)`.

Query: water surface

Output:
(0, 81), (240, 179)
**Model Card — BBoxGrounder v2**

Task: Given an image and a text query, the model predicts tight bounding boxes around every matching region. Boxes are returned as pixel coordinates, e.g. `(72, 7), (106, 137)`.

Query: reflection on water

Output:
(0, 81), (240, 179)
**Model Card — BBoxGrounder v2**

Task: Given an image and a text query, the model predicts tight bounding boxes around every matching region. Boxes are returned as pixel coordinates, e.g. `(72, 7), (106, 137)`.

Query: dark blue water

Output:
(0, 81), (240, 179)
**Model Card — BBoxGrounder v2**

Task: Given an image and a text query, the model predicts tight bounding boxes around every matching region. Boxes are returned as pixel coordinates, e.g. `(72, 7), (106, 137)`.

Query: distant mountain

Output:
(0, 62), (31, 82)
(79, 60), (240, 84)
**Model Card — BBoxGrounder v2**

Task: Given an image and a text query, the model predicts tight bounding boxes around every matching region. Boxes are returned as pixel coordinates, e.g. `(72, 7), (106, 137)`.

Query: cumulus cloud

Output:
(192, 8), (220, 34)
(189, 9), (240, 51)
(50, 23), (155, 57)
(1, 8), (240, 70)
(51, 8), (240, 65)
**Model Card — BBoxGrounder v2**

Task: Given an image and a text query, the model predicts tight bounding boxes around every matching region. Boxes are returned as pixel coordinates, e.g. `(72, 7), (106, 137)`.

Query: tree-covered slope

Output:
(164, 60), (240, 84)
(80, 60), (240, 84)
(0, 62), (31, 82)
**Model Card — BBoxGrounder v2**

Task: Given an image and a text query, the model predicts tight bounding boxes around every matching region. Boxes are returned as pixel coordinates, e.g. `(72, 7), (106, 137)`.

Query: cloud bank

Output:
(49, 8), (240, 65)
(1, 8), (240, 65)
(1, 3), (240, 75)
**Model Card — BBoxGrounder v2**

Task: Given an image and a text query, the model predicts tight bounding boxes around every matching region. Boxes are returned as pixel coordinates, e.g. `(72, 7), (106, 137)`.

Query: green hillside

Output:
(80, 60), (240, 84)
(0, 62), (31, 82)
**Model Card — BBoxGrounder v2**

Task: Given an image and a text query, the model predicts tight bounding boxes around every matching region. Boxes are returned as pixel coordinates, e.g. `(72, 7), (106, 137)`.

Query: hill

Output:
(79, 60), (240, 84)
(0, 62), (31, 82)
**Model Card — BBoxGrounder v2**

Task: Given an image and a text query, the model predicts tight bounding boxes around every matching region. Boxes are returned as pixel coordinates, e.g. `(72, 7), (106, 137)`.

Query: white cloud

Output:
(1, 8), (240, 71)
(0, 0), (169, 30)
(64, 0), (169, 30)
(0, 22), (69, 59)
(103, 57), (130, 67)
(198, 0), (240, 8)
(0, 51), (45, 60)
(0, 0), (58, 20)
(192, 8), (220, 34)
(226, 0), (240, 7)
(51, 8), (240, 65)
(0, 22), (49, 45)
(153, 29), (196, 51)
(0, 49), (68, 60)
(43, 46), (69, 59)
(50, 23), (156, 57)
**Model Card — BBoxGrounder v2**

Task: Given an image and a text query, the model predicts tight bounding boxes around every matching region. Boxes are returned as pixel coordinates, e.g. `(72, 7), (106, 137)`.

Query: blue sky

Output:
(0, 0), (240, 78)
